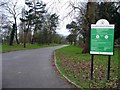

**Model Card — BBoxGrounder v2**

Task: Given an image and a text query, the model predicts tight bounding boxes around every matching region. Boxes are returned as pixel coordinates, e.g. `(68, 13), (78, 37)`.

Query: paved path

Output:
(2, 45), (71, 88)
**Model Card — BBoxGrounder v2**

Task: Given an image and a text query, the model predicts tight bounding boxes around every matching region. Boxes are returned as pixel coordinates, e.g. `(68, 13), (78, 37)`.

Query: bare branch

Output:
(5, 4), (14, 15)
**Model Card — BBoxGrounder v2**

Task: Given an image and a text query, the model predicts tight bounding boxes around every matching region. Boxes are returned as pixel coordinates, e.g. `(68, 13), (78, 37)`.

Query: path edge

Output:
(53, 51), (84, 90)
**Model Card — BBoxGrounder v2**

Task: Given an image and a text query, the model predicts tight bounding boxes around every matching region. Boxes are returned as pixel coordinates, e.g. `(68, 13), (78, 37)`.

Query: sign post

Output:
(91, 55), (94, 80)
(107, 55), (111, 80)
(90, 19), (114, 80)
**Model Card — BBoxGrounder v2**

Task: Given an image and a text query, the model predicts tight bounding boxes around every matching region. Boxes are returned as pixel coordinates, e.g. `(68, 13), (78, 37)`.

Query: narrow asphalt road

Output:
(2, 45), (71, 88)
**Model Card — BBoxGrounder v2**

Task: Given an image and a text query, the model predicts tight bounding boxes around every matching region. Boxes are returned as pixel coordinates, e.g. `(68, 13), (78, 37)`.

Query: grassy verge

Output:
(0, 43), (61, 53)
(55, 45), (119, 89)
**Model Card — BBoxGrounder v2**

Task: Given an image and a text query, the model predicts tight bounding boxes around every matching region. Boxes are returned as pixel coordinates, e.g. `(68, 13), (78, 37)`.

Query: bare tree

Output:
(68, 1), (96, 53)
(1, 0), (22, 44)
(81, 2), (96, 53)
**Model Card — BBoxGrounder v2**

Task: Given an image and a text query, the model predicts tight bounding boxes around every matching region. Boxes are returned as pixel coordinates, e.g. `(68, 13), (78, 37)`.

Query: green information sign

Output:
(90, 19), (114, 55)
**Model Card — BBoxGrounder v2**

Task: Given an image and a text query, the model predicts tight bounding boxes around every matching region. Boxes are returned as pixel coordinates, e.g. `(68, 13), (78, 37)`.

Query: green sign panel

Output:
(90, 19), (114, 55)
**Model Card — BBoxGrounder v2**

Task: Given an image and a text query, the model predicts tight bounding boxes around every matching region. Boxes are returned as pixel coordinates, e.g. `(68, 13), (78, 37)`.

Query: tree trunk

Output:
(23, 21), (30, 48)
(31, 31), (35, 44)
(23, 31), (27, 48)
(82, 2), (96, 53)
(82, 27), (90, 53)
(14, 17), (19, 44)
(15, 27), (19, 44)
(74, 39), (76, 46)
(9, 24), (16, 45)
(31, 25), (37, 44)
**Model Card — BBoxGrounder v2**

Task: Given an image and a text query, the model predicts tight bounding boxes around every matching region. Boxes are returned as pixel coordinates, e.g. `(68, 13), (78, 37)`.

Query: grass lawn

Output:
(0, 43), (61, 53)
(55, 45), (119, 89)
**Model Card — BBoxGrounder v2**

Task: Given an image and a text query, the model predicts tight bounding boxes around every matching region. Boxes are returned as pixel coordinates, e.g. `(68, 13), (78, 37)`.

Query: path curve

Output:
(2, 45), (71, 88)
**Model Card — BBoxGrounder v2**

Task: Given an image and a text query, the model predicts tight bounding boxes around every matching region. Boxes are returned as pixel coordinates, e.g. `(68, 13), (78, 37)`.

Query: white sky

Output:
(2, 0), (118, 36)
(40, 0), (87, 36)
(4, 0), (87, 36)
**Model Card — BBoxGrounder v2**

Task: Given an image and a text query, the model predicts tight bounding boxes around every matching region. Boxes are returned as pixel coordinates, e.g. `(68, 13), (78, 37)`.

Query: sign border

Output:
(90, 19), (114, 55)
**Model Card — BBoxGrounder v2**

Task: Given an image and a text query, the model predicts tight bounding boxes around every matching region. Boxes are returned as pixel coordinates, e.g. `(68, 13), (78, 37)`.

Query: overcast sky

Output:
(4, 0), (87, 36)
(2, 0), (118, 36)
(1, 0), (118, 36)
(43, 0), (87, 36)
